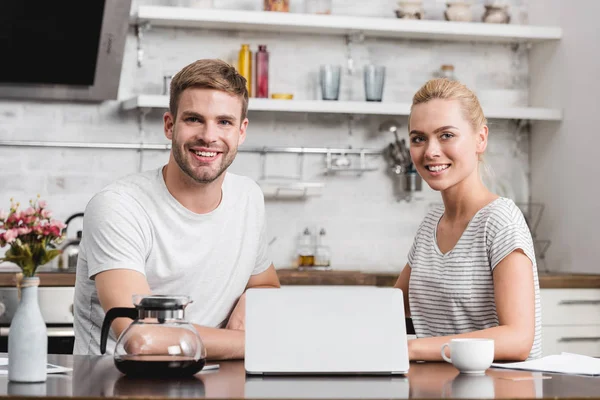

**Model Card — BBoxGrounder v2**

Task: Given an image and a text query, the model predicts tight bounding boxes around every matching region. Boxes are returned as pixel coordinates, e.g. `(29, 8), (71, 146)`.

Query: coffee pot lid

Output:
(132, 295), (192, 310)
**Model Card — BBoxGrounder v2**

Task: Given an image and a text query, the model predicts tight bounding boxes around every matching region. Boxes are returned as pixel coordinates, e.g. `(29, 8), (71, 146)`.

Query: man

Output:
(73, 59), (280, 359)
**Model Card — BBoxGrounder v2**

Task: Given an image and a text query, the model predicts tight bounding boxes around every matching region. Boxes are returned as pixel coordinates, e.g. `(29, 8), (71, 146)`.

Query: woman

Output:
(395, 78), (541, 361)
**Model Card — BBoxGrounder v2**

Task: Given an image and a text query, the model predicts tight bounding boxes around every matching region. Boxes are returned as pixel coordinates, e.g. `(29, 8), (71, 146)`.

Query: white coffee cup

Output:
(441, 338), (494, 374)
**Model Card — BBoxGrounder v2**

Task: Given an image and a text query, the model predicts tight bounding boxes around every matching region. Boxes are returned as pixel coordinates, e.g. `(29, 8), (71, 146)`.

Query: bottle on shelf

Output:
(296, 228), (315, 269)
(238, 44), (252, 96)
(314, 228), (331, 270)
(255, 45), (269, 98)
(264, 0), (289, 12)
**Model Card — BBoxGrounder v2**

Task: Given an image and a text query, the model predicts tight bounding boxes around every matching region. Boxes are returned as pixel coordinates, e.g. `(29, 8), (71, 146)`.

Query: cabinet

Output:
(541, 289), (600, 357)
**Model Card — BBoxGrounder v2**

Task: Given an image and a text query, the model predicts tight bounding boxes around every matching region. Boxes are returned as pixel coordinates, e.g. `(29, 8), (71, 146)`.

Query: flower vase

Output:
(8, 277), (47, 383)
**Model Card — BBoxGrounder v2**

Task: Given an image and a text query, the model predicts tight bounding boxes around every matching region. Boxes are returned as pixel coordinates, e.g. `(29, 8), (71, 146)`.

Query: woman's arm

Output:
(408, 250), (535, 361)
(394, 263), (412, 317)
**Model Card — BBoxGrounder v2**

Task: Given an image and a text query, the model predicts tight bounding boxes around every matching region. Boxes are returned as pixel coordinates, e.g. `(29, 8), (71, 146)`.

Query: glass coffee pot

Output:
(100, 295), (206, 378)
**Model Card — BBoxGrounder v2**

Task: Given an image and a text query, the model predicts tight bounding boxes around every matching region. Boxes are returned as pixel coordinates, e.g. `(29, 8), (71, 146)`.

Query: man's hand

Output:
(226, 292), (246, 331)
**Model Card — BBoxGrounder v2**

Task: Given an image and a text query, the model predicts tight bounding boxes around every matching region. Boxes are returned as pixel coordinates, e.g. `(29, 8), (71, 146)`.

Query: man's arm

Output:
(225, 264), (280, 332)
(95, 269), (152, 340)
(95, 269), (250, 360)
(247, 263), (281, 289)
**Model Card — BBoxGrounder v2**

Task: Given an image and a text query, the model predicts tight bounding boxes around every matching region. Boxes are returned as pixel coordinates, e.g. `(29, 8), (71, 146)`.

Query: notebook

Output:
(244, 286), (409, 375)
(492, 352), (600, 376)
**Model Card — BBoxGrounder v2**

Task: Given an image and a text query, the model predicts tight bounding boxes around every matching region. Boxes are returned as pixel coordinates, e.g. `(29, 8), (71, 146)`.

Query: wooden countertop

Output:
(276, 269), (600, 289)
(1, 269), (599, 289)
(3, 354), (599, 399)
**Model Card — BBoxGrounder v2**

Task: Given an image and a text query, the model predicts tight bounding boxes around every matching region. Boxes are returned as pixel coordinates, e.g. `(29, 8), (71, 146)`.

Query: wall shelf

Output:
(122, 95), (563, 122)
(133, 6), (562, 44)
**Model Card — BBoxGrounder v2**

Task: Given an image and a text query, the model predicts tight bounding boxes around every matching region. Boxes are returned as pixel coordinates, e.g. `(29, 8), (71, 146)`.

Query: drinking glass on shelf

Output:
(364, 65), (386, 102)
(320, 65), (341, 101)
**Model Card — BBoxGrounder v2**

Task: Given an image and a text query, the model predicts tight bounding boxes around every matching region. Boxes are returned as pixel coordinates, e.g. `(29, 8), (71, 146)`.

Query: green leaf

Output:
(40, 249), (61, 266)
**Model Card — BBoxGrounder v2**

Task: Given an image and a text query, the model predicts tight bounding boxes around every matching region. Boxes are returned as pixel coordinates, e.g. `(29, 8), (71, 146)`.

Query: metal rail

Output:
(0, 140), (383, 155)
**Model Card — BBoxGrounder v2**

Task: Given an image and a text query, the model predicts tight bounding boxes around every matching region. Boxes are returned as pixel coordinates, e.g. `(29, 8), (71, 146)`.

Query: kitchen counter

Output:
(1, 270), (600, 288)
(276, 269), (600, 289)
(1, 354), (599, 399)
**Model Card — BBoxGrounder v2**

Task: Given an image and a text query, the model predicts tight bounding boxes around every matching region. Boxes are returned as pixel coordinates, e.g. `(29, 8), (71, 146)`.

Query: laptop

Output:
(245, 286), (410, 375)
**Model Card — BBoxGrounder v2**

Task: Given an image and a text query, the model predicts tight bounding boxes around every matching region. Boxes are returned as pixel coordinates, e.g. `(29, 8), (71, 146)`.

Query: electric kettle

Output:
(100, 295), (206, 378)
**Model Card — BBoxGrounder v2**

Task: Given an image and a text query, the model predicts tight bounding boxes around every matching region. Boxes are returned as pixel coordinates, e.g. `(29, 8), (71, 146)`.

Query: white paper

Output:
(0, 358), (72, 374)
(491, 352), (600, 376)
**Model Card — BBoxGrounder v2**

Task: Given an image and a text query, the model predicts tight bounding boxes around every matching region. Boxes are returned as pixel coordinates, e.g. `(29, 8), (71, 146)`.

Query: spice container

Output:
(264, 0), (289, 12)
(238, 44), (252, 96)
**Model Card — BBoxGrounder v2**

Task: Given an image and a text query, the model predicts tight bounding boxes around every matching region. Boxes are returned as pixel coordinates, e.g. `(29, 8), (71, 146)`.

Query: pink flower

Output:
(38, 200), (47, 208)
(4, 229), (18, 244)
(6, 213), (17, 225)
(17, 227), (31, 235)
(50, 220), (66, 230)
(0, 209), (7, 220)
(24, 215), (38, 225)
(41, 209), (52, 219)
(24, 207), (35, 216)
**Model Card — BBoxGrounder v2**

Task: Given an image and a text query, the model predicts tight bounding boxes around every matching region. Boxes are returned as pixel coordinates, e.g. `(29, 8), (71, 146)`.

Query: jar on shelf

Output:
(314, 228), (331, 269)
(439, 64), (456, 81)
(296, 228), (315, 269)
(264, 0), (289, 12)
(444, 1), (473, 22)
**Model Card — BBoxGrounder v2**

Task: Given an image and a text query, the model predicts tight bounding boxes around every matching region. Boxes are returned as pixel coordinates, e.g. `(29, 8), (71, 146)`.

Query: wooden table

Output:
(1, 355), (599, 399)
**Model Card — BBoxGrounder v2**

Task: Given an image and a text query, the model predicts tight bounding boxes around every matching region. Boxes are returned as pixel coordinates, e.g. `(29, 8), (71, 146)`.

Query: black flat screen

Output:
(0, 0), (106, 86)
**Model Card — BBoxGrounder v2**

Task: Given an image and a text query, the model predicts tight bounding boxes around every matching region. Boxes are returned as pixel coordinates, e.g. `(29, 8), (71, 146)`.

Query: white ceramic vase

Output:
(445, 2), (473, 22)
(396, 0), (424, 19)
(482, 5), (510, 23)
(8, 277), (48, 383)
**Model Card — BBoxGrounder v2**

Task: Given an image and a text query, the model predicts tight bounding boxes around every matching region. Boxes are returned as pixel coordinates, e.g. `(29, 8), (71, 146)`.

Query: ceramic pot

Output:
(445, 1), (472, 22)
(482, 5), (510, 23)
(396, 0), (424, 19)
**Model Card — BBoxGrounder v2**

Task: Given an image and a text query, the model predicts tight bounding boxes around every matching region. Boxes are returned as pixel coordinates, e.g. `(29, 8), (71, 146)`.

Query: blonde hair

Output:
(409, 78), (487, 131)
(169, 59), (249, 122)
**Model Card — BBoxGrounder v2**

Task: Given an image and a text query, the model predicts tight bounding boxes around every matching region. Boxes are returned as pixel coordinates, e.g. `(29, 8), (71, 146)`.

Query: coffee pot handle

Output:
(100, 307), (139, 354)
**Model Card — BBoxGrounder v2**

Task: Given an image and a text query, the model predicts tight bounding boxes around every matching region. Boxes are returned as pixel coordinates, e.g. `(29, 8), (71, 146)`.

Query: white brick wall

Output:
(0, 0), (532, 272)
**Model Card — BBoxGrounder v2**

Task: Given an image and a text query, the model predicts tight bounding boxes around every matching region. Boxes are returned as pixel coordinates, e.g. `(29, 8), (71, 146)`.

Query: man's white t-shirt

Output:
(73, 168), (271, 355)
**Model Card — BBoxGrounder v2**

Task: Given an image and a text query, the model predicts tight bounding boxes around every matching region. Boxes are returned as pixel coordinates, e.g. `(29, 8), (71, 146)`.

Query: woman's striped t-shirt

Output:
(407, 197), (542, 360)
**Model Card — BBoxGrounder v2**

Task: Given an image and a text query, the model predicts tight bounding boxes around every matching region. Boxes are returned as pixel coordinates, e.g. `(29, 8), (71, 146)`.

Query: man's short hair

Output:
(169, 59), (249, 122)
